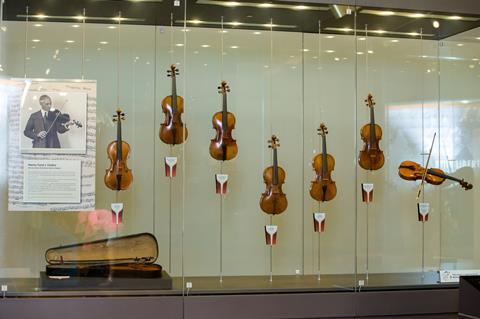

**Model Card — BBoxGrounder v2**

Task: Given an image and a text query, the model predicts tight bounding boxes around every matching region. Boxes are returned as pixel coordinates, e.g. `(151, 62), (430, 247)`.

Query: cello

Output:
(209, 81), (238, 161)
(310, 123), (337, 202)
(159, 64), (188, 145)
(105, 108), (133, 191)
(358, 94), (384, 170)
(260, 135), (288, 215)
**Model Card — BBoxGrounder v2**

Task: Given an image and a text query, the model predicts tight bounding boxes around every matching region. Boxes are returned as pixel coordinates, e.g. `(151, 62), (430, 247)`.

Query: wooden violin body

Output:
(358, 94), (384, 171)
(105, 140), (133, 190)
(310, 123), (336, 202)
(398, 160), (473, 190)
(260, 135), (288, 215)
(105, 109), (133, 191)
(159, 64), (188, 145)
(209, 81), (238, 161)
(260, 166), (288, 215)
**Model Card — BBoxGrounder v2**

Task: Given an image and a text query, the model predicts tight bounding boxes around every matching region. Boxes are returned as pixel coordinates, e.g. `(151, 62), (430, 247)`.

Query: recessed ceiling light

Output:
(35, 14), (47, 19)
(75, 15), (85, 20)
(225, 1), (241, 7)
(457, 43), (464, 47)
(325, 35), (335, 39)
(357, 51), (364, 55)
(303, 48), (310, 52)
(191, 19), (203, 24)
(72, 24), (80, 28)
(358, 37), (366, 41)
(230, 45), (239, 49)
(230, 21), (242, 26)
(374, 30), (386, 34)
(220, 30), (228, 33)
(108, 26), (117, 29)
(253, 31), (261, 35)
(408, 32), (420, 36)
(449, 16), (462, 20)
(368, 50), (374, 54)
(176, 43), (184, 47)
(294, 5), (309, 10)
(99, 41), (108, 45)
(391, 39), (399, 43)
(325, 50), (335, 53)
(432, 20), (440, 28)
(201, 44), (211, 48)
(258, 3), (273, 8)
(65, 40), (75, 43)
(334, 57), (340, 61)
(473, 58), (479, 61)
(33, 24), (43, 27)
(379, 11), (395, 16)
(32, 39), (41, 42)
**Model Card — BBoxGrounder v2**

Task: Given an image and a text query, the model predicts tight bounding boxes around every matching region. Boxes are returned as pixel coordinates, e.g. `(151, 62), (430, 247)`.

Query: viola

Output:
(260, 135), (288, 215)
(209, 81), (238, 161)
(159, 64), (188, 145)
(310, 123), (337, 202)
(398, 161), (472, 190)
(358, 94), (384, 170)
(105, 108), (133, 191)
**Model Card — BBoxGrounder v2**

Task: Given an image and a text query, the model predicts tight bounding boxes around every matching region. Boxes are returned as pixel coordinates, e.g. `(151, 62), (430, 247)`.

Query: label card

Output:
(165, 157), (178, 178)
(215, 174), (229, 194)
(417, 202), (430, 222)
(313, 212), (326, 233)
(362, 183), (374, 203)
(264, 225), (278, 246)
(111, 203), (124, 224)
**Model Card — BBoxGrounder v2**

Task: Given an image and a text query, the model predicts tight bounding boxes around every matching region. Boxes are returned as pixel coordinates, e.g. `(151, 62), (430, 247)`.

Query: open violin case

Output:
(40, 233), (172, 290)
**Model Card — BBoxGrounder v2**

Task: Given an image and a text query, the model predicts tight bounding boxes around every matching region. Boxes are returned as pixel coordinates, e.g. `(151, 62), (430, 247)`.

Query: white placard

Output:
(23, 160), (81, 203)
(439, 269), (480, 283)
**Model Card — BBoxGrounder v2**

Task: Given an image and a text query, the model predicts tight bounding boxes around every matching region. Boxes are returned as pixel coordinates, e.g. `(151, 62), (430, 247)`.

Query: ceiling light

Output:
(175, 43), (184, 47)
(357, 51), (364, 55)
(99, 41), (108, 45)
(409, 13), (425, 18)
(33, 24), (43, 27)
(391, 39), (399, 43)
(75, 15), (85, 20)
(230, 45), (239, 49)
(108, 26), (117, 29)
(379, 11), (395, 16)
(325, 35), (335, 39)
(334, 57), (340, 61)
(224, 1), (241, 7)
(368, 50), (374, 54)
(191, 19), (203, 24)
(294, 5), (309, 10)
(45, 68), (50, 75)
(303, 49), (310, 52)
(65, 40), (75, 43)
(201, 44), (210, 48)
(230, 21), (242, 26)
(35, 14), (47, 19)
(457, 43), (464, 47)
(32, 39), (41, 42)
(473, 58), (479, 61)
(374, 30), (386, 34)
(358, 37), (366, 41)
(449, 16), (462, 20)
(461, 100), (469, 104)
(253, 31), (261, 35)
(181, 28), (190, 32)
(220, 30), (228, 33)
(325, 50), (335, 53)
(72, 24), (80, 28)
(408, 32), (420, 36)
(432, 20), (440, 28)
(258, 3), (273, 8)
(340, 27), (353, 32)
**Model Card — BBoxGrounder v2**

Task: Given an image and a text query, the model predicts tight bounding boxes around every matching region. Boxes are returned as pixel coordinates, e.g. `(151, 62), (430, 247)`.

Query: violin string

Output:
(220, 16), (224, 81)
(81, 8), (86, 80)
(23, 6), (29, 79)
(116, 12), (121, 108)
(365, 24), (369, 93)
(269, 18), (273, 137)
(170, 13), (174, 65)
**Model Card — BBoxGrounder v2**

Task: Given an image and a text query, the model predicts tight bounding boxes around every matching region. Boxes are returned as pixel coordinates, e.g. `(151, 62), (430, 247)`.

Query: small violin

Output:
(209, 81), (238, 161)
(398, 161), (472, 190)
(159, 64), (188, 145)
(260, 135), (288, 215)
(310, 123), (337, 202)
(105, 109), (133, 191)
(358, 94), (384, 170)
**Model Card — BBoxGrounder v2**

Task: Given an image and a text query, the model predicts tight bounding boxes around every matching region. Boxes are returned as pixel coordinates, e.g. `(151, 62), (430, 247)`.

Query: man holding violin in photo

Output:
(23, 94), (71, 148)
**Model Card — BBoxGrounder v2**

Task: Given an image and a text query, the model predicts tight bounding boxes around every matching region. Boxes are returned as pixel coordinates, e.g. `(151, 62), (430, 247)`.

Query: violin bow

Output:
(417, 132), (436, 200)
(45, 99), (69, 135)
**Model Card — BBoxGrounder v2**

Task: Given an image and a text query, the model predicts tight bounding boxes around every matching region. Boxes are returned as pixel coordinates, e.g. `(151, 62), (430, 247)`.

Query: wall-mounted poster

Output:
(3, 79), (96, 211)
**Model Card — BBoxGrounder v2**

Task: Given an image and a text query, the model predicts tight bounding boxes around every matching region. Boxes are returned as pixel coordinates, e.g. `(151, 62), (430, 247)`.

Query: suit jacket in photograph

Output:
(23, 110), (70, 148)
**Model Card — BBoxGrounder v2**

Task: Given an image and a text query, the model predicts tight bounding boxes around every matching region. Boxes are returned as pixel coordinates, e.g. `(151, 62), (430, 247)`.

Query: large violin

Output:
(358, 94), (384, 170)
(398, 161), (472, 190)
(105, 109), (133, 191)
(310, 123), (337, 202)
(260, 135), (288, 215)
(159, 64), (188, 145)
(209, 81), (238, 161)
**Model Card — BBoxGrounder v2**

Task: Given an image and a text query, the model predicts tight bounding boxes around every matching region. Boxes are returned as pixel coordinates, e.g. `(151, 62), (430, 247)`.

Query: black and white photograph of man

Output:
(20, 91), (87, 154)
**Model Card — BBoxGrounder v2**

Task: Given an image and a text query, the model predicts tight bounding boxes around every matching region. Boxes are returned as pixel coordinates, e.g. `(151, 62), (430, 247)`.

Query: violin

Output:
(260, 135), (288, 215)
(105, 109), (133, 191)
(159, 64), (188, 145)
(310, 123), (337, 202)
(398, 161), (473, 190)
(209, 81), (238, 161)
(358, 94), (384, 170)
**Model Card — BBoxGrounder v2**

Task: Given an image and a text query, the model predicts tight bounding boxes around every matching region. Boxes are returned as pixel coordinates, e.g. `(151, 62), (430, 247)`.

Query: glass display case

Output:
(0, 0), (479, 305)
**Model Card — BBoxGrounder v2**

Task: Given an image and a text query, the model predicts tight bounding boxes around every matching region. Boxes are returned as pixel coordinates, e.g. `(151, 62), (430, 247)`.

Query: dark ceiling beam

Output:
(280, 0), (480, 15)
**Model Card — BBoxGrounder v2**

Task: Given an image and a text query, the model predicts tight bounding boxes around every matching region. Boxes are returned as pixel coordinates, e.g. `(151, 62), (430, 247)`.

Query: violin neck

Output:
(273, 148), (278, 186)
(222, 92), (228, 129)
(116, 117), (123, 161)
(369, 106), (376, 145)
(171, 76), (177, 115)
(427, 168), (463, 184)
(322, 134), (327, 178)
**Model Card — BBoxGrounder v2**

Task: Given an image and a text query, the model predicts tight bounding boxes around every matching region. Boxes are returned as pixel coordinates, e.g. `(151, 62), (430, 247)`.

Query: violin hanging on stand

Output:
(105, 108), (133, 191)
(260, 135), (288, 215)
(209, 81), (238, 161)
(358, 94), (384, 171)
(159, 64), (188, 145)
(310, 123), (337, 202)
(398, 161), (473, 190)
